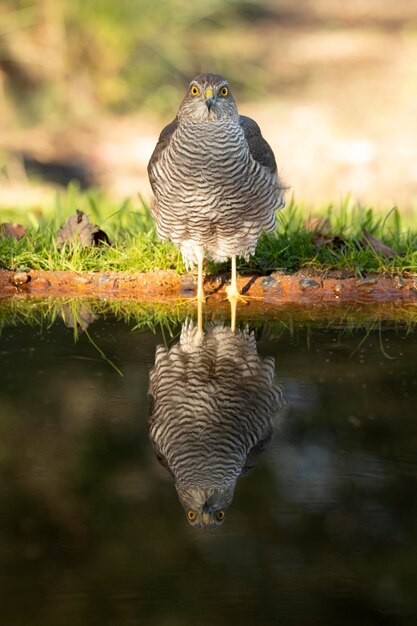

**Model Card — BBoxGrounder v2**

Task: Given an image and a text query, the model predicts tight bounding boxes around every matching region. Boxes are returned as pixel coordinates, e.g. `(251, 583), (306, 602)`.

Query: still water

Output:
(0, 302), (416, 626)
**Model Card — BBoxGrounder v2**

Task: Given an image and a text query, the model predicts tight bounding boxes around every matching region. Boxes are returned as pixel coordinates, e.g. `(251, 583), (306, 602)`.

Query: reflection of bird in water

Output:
(147, 73), (285, 306)
(148, 320), (285, 528)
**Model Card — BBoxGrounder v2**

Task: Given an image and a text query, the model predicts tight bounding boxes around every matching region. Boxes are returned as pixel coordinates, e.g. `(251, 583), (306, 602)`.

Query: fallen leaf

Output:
(56, 210), (111, 248)
(0, 223), (27, 240)
(312, 231), (345, 249)
(360, 229), (397, 258)
(60, 302), (97, 332)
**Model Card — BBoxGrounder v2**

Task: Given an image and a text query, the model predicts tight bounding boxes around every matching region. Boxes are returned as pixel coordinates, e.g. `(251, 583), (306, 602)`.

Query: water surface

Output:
(0, 302), (416, 625)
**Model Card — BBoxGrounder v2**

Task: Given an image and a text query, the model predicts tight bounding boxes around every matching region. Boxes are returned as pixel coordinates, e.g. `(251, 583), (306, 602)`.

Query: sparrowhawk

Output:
(147, 73), (285, 305)
(148, 320), (286, 527)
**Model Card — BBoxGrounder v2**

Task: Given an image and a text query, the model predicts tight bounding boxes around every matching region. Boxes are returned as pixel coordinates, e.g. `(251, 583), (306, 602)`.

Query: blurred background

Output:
(1, 0), (417, 212)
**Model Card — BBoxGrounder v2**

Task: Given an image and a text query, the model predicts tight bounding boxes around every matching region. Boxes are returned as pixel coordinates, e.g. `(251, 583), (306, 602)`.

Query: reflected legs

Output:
(196, 253), (206, 303)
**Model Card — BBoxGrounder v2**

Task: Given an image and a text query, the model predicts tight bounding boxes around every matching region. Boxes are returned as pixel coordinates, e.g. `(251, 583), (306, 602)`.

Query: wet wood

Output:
(1, 268), (417, 308)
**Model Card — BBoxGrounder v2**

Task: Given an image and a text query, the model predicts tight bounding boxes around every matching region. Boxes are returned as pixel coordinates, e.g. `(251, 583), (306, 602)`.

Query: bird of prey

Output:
(148, 320), (286, 528)
(147, 73), (285, 305)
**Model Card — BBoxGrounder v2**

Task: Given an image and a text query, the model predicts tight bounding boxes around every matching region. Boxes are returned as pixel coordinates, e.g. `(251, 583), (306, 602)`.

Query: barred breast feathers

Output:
(148, 116), (284, 266)
(148, 321), (285, 487)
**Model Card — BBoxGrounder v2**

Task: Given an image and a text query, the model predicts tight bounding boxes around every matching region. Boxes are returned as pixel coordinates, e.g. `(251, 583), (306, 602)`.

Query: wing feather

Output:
(239, 114), (277, 175)
(147, 118), (178, 192)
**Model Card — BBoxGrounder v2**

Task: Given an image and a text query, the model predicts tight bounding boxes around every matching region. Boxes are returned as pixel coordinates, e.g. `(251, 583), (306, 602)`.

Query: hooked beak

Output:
(202, 512), (210, 524)
(205, 87), (215, 111)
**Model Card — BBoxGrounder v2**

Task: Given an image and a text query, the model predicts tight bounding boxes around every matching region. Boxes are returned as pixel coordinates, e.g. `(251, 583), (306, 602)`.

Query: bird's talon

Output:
(225, 285), (250, 305)
(176, 294), (207, 306)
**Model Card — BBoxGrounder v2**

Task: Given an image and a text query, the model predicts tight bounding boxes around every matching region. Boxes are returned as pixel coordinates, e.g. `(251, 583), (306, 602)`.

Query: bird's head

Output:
(176, 482), (235, 528)
(178, 73), (238, 122)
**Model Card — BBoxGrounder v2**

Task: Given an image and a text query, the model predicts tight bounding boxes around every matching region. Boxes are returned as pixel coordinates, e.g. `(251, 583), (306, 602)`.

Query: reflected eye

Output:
(216, 510), (225, 521)
(220, 86), (228, 97)
(187, 510), (197, 521)
(190, 85), (199, 97)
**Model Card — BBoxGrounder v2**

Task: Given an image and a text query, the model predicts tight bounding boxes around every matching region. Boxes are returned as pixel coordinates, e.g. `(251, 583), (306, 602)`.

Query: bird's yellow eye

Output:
(216, 510), (225, 520)
(187, 510), (197, 521)
(190, 85), (199, 97)
(220, 86), (228, 97)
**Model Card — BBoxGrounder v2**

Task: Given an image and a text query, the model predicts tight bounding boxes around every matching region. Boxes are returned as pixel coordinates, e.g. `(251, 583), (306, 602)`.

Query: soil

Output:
(1, 269), (416, 313)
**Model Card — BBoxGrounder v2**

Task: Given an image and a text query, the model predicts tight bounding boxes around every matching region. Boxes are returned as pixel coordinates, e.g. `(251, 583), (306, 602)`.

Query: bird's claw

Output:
(225, 285), (250, 304)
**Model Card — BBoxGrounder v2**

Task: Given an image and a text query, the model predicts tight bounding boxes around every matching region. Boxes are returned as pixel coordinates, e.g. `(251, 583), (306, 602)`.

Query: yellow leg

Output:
(176, 255), (207, 309)
(230, 295), (237, 333)
(197, 297), (203, 335)
(225, 255), (249, 303)
(196, 254), (204, 337)
(196, 253), (206, 303)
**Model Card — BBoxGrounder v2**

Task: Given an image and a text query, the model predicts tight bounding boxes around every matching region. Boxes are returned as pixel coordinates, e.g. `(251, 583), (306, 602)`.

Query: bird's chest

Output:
(160, 122), (249, 193)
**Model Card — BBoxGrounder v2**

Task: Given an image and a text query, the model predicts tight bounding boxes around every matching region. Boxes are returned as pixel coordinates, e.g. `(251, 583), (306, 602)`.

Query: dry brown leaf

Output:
(360, 229), (397, 258)
(60, 302), (97, 332)
(56, 210), (111, 248)
(312, 231), (346, 249)
(0, 223), (27, 240)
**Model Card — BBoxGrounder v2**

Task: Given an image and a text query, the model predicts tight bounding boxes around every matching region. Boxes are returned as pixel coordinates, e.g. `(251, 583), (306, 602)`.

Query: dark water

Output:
(0, 305), (416, 626)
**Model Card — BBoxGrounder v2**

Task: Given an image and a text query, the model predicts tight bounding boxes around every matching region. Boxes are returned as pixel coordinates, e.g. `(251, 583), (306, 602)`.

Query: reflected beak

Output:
(205, 88), (215, 111)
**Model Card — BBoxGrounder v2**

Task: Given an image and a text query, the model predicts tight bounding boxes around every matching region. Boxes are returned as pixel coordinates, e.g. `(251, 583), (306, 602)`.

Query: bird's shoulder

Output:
(239, 114), (277, 175)
(147, 117), (179, 188)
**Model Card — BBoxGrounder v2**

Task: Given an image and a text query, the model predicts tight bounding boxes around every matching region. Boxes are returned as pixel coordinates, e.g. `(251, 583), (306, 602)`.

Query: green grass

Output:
(0, 186), (183, 273)
(0, 186), (416, 275)
(243, 199), (417, 276)
(2, 297), (417, 341)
